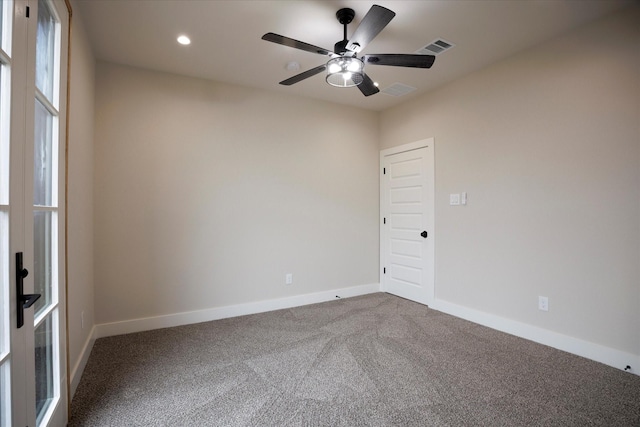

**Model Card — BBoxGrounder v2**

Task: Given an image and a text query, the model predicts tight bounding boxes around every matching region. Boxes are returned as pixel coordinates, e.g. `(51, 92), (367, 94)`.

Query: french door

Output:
(1, 0), (69, 426)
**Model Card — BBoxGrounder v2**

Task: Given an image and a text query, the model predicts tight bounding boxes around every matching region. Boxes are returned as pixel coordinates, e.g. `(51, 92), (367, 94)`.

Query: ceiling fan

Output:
(261, 4), (435, 97)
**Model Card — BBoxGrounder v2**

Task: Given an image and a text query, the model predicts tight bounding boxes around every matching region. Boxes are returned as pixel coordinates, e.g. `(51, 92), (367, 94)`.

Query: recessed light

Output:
(177, 35), (191, 45)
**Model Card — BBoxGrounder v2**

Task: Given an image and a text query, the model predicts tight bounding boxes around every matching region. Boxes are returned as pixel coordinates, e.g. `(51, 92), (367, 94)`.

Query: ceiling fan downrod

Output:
(334, 8), (355, 55)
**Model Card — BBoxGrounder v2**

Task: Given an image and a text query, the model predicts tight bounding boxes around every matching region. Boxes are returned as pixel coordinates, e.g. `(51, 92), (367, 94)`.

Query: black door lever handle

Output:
(22, 293), (41, 309)
(16, 252), (41, 328)
(17, 266), (38, 307)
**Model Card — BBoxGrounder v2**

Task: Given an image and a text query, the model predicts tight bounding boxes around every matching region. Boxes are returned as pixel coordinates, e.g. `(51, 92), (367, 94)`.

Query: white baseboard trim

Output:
(69, 325), (97, 398)
(431, 298), (640, 376)
(95, 283), (381, 339)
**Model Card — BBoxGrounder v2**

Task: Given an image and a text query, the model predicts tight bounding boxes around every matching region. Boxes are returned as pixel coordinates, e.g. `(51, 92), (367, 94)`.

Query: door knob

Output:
(421, 231), (428, 238)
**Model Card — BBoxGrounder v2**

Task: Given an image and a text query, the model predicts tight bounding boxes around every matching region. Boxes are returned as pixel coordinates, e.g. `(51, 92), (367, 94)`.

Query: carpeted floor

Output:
(70, 293), (640, 426)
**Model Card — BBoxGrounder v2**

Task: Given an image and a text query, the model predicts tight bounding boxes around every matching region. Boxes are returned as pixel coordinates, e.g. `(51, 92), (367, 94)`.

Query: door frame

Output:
(380, 138), (435, 306)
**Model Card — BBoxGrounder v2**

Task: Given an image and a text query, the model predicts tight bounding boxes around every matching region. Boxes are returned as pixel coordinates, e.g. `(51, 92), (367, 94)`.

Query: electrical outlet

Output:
(285, 273), (293, 285)
(538, 296), (549, 312)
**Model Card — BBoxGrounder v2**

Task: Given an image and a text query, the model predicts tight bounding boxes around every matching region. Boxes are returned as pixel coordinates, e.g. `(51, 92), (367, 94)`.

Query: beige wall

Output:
(93, 63), (379, 324)
(380, 6), (640, 356)
(76, 4), (638, 374)
(67, 2), (95, 391)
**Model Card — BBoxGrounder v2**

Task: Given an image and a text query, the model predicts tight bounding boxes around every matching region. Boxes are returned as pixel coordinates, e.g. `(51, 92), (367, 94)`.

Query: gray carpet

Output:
(70, 293), (640, 426)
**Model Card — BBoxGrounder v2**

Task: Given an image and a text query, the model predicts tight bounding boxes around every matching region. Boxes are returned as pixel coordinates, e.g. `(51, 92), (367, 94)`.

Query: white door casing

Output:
(380, 139), (435, 306)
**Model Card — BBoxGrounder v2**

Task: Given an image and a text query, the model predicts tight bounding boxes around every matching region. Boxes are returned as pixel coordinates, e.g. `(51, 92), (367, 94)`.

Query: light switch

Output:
(461, 192), (467, 205)
(450, 194), (460, 206)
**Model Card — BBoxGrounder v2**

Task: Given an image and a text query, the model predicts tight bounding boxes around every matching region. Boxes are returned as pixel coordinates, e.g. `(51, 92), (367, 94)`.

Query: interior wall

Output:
(93, 63), (379, 324)
(66, 1), (96, 390)
(380, 6), (640, 357)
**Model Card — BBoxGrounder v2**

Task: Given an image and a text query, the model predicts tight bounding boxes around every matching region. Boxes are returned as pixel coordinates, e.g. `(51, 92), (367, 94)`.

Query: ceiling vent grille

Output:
(415, 38), (455, 56)
(382, 83), (417, 97)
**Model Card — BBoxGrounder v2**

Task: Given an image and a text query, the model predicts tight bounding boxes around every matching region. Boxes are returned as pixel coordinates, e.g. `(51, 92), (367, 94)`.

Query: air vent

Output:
(415, 38), (455, 56)
(382, 83), (417, 97)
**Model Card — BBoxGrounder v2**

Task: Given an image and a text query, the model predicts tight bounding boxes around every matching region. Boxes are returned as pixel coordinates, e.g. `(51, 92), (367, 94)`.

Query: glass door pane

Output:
(33, 211), (54, 315)
(33, 0), (61, 424)
(33, 99), (54, 207)
(34, 314), (55, 425)
(35, 0), (56, 102)
(0, 364), (8, 426)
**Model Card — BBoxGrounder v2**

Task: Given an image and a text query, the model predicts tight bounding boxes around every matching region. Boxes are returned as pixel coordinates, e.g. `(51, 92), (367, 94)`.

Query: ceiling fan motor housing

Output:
(334, 39), (349, 55)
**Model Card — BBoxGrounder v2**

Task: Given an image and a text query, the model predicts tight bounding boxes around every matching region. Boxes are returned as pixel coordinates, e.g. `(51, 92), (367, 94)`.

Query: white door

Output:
(1, 0), (68, 426)
(380, 139), (434, 306)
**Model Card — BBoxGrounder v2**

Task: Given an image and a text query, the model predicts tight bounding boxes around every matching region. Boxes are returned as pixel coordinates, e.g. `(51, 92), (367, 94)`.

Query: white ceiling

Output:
(76, 0), (632, 112)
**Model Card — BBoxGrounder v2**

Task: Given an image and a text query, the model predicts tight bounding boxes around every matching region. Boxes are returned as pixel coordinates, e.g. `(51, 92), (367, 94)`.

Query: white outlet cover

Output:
(538, 296), (549, 311)
(450, 194), (460, 205)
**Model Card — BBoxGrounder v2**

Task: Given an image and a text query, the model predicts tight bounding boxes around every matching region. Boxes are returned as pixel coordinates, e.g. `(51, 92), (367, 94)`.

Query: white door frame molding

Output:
(380, 138), (435, 306)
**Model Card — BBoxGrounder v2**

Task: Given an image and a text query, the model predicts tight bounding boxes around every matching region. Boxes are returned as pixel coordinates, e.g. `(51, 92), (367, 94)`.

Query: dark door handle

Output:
(23, 293), (41, 309)
(421, 231), (428, 238)
(16, 252), (41, 328)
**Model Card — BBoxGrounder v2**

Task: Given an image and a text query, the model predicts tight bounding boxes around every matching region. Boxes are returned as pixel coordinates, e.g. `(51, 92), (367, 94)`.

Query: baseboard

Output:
(431, 298), (640, 376)
(69, 325), (97, 398)
(95, 283), (381, 339)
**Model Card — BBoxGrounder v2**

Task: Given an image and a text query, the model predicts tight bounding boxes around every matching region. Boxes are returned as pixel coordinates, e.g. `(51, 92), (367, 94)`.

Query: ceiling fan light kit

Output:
(326, 57), (364, 88)
(261, 4), (435, 97)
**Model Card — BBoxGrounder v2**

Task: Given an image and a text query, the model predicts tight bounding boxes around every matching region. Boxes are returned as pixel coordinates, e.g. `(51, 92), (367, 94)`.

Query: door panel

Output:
(381, 140), (435, 305)
(3, 0), (68, 425)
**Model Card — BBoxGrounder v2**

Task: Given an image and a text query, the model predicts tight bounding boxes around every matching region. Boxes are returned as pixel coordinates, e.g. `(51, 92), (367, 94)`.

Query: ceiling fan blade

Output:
(363, 54), (436, 69)
(262, 33), (334, 56)
(279, 65), (327, 86)
(357, 73), (380, 97)
(346, 5), (395, 53)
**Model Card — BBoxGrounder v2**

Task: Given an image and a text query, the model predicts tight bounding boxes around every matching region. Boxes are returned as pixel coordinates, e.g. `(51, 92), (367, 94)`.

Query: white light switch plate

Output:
(450, 194), (460, 205)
